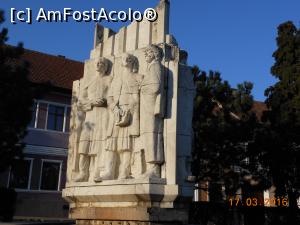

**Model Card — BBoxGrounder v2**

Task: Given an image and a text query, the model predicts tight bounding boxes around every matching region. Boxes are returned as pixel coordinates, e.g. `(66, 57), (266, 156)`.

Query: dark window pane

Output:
(9, 159), (31, 189)
(40, 161), (60, 191)
(47, 105), (64, 131)
(29, 102), (37, 128)
(65, 107), (71, 132)
(37, 103), (48, 129)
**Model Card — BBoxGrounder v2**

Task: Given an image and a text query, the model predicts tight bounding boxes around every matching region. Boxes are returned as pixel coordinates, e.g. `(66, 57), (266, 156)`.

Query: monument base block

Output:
(72, 207), (189, 225)
(63, 178), (193, 225)
(76, 220), (184, 225)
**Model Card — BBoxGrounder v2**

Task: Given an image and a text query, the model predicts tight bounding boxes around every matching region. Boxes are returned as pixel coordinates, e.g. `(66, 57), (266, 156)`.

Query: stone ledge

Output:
(62, 183), (179, 207)
(66, 178), (166, 188)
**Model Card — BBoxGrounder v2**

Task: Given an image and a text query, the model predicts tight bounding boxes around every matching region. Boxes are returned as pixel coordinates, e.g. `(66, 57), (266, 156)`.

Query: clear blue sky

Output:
(1, 0), (299, 100)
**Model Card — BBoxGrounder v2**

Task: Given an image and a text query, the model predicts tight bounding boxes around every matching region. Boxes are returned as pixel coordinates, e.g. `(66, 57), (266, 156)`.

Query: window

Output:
(47, 105), (65, 131)
(29, 100), (71, 132)
(39, 160), (62, 191)
(8, 158), (33, 190)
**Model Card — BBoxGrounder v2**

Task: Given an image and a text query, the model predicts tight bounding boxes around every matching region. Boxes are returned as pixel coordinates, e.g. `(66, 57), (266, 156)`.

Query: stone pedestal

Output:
(63, 1), (195, 225)
(63, 178), (193, 224)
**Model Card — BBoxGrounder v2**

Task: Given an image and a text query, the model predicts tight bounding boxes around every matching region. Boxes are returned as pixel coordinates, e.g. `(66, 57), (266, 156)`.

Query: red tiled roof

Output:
(22, 48), (84, 90)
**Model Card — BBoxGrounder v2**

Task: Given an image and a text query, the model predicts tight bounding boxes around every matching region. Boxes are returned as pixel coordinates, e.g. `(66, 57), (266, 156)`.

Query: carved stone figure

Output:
(68, 94), (85, 182)
(74, 57), (112, 182)
(95, 54), (142, 181)
(140, 45), (165, 178)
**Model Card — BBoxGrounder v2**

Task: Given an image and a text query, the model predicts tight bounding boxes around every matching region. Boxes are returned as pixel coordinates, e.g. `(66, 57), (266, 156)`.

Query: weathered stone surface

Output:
(103, 36), (115, 56)
(72, 57), (112, 183)
(138, 20), (152, 48)
(70, 46), (169, 183)
(63, 1), (195, 224)
(63, 180), (175, 205)
(113, 27), (126, 56)
(90, 44), (102, 60)
(71, 207), (188, 223)
(126, 22), (139, 52)
(155, 0), (170, 44)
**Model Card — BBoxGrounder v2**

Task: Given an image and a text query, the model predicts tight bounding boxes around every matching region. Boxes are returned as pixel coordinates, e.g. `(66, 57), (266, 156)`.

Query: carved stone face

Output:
(96, 59), (107, 75)
(145, 50), (155, 64)
(122, 54), (133, 68)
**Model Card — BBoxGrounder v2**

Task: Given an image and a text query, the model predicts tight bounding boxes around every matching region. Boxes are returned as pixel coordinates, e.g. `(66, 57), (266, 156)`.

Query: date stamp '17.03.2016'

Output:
(228, 197), (289, 207)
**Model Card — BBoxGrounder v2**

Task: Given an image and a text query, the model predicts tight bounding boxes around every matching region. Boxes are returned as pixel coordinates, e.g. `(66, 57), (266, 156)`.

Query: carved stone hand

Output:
(93, 98), (107, 107)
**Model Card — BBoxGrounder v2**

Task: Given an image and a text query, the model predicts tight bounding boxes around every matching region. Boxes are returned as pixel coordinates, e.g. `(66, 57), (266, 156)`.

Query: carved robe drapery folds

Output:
(73, 57), (112, 182)
(96, 54), (142, 181)
(140, 60), (165, 165)
(72, 46), (166, 182)
(79, 76), (111, 155)
(106, 69), (140, 152)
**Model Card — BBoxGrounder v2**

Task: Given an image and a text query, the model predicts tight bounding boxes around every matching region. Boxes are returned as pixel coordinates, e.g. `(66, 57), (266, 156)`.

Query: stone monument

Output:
(63, 0), (196, 224)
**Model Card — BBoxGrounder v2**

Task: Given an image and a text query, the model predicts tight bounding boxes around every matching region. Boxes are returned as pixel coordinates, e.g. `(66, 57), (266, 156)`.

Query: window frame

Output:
(29, 100), (71, 133)
(7, 158), (34, 191)
(38, 159), (63, 192)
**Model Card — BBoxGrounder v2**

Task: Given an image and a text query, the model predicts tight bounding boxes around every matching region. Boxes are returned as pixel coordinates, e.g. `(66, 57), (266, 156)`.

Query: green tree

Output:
(258, 21), (300, 222)
(192, 67), (262, 198)
(0, 10), (34, 172)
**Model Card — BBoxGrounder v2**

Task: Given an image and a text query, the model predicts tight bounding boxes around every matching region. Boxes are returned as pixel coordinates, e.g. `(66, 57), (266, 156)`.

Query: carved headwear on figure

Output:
(145, 45), (163, 62)
(96, 57), (109, 75)
(122, 53), (139, 73)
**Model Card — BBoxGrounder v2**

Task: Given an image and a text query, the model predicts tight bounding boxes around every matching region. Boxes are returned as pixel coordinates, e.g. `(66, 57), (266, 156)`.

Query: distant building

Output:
(0, 48), (83, 219)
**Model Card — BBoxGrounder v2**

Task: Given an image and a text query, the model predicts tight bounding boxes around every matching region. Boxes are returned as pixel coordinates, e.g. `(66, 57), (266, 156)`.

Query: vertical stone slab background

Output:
(90, 44), (102, 59)
(126, 22), (139, 52)
(138, 19), (152, 48)
(164, 57), (179, 185)
(156, 0), (170, 44)
(93, 24), (104, 48)
(103, 35), (115, 56)
(114, 27), (127, 56)
(103, 28), (116, 41)
(175, 66), (195, 202)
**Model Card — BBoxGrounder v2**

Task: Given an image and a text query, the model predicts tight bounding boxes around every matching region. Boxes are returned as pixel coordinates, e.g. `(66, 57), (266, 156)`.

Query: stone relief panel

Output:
(64, 3), (195, 223)
(69, 45), (167, 183)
